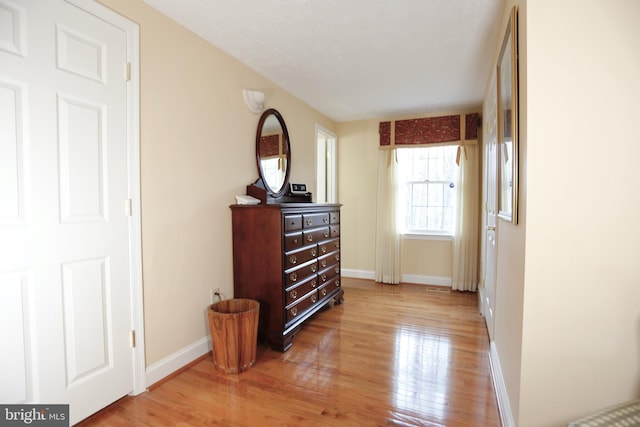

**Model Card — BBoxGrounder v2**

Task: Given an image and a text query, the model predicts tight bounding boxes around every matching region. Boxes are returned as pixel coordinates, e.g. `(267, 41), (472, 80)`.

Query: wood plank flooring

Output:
(78, 278), (500, 426)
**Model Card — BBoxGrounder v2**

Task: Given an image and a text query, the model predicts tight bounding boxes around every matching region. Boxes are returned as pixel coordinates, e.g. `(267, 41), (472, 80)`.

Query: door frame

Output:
(65, 0), (146, 395)
(315, 124), (337, 203)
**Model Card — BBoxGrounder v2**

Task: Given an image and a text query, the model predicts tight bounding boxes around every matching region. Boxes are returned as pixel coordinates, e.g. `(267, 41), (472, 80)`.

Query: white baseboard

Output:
(489, 341), (516, 427)
(401, 274), (451, 287)
(341, 268), (375, 280)
(342, 269), (451, 287)
(145, 336), (212, 388)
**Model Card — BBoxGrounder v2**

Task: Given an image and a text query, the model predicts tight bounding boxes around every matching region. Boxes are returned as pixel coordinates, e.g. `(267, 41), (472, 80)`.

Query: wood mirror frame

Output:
(255, 108), (291, 199)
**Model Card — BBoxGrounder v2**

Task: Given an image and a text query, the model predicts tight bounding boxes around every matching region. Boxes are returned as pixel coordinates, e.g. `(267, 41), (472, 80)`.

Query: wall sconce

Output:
(242, 89), (265, 114)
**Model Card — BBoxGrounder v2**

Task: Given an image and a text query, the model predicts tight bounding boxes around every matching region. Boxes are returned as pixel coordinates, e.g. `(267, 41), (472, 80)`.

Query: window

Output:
(397, 145), (458, 235)
(261, 157), (285, 190)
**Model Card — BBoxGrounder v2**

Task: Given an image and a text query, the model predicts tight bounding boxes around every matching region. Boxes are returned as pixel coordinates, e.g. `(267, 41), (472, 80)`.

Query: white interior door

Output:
(0, 0), (139, 423)
(481, 74), (498, 340)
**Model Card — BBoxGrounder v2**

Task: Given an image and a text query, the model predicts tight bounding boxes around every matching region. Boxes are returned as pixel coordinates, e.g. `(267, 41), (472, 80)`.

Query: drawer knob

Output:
(335, 254), (340, 261)
(306, 219), (313, 226)
(321, 288), (327, 296)
(311, 280), (317, 288)
(336, 242), (340, 248)
(289, 255), (297, 264)
(311, 265), (317, 273)
(290, 289), (298, 299)
(323, 217), (329, 223)
(311, 295), (317, 303)
(336, 279), (340, 287)
(321, 274), (327, 282)
(321, 260), (327, 267)
(324, 231), (329, 238)
(290, 272), (297, 282)
(335, 267), (340, 274)
(293, 238), (299, 244)
(307, 235), (313, 242)
(291, 307), (298, 317)
(311, 249), (317, 257)
(321, 246), (327, 254)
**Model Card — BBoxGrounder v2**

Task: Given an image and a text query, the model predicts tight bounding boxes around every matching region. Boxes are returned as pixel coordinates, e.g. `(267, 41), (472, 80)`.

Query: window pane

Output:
(398, 145), (458, 234)
(428, 182), (444, 206)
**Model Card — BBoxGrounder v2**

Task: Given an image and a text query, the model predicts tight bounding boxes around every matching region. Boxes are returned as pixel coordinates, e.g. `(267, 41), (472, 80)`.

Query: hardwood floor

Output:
(78, 278), (501, 426)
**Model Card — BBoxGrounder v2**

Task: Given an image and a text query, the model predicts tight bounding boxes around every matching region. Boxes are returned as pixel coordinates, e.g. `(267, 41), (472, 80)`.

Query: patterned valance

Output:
(379, 113), (480, 146)
(259, 134), (288, 157)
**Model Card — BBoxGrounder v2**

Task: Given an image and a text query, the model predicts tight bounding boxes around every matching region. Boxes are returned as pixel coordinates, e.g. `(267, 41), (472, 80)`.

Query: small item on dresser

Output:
(235, 194), (261, 205)
(289, 183), (307, 194)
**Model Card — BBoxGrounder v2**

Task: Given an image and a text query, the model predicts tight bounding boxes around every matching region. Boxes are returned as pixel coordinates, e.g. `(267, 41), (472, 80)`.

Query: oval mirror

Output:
(256, 109), (291, 198)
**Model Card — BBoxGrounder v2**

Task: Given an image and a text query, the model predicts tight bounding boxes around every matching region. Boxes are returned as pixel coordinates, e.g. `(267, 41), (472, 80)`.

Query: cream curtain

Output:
(452, 143), (480, 291)
(375, 148), (401, 284)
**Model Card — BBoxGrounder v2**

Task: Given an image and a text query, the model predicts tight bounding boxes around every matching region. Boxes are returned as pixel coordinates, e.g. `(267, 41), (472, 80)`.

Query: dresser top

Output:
(230, 203), (342, 211)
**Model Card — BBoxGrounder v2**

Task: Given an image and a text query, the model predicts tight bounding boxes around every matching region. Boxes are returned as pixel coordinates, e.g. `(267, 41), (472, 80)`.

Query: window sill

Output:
(401, 232), (453, 241)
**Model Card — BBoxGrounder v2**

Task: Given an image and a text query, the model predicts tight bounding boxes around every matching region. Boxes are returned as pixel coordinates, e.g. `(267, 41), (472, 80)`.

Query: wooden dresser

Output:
(230, 203), (343, 351)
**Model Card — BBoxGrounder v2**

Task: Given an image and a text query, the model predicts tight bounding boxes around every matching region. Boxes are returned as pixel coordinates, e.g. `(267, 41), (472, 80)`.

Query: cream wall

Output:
(488, 0), (640, 426)
(519, 0), (640, 426)
(98, 0), (336, 367)
(337, 112), (479, 284)
(336, 120), (378, 275)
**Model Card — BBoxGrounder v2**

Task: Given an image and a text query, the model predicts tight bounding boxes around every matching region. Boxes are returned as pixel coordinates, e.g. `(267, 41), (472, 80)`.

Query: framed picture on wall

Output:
(497, 6), (519, 224)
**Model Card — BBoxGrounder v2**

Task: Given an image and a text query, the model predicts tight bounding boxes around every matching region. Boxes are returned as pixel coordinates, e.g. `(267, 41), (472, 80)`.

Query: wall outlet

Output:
(210, 288), (221, 303)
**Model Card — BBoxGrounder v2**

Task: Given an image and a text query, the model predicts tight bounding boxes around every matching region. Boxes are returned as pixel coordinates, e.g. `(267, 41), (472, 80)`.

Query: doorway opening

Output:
(316, 125), (337, 203)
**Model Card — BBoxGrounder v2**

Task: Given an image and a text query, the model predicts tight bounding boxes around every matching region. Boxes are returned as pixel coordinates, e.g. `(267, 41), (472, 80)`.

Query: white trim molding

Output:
(489, 341), (516, 427)
(341, 268), (375, 280)
(402, 274), (451, 287)
(342, 269), (451, 287)
(145, 337), (212, 388)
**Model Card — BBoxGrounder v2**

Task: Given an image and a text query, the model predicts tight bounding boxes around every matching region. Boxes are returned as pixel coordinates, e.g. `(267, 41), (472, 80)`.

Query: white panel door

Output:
(481, 74), (498, 340)
(0, 0), (135, 423)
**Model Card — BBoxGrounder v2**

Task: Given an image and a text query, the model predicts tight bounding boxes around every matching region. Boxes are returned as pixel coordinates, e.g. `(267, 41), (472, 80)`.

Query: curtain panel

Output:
(375, 149), (401, 284)
(452, 143), (480, 291)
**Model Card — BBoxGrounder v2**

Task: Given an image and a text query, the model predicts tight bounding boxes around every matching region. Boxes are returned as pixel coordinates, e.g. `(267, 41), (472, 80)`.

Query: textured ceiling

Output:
(142, 0), (504, 122)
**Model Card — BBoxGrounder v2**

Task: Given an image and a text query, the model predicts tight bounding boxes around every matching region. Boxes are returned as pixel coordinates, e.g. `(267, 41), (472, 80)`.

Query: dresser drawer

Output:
(319, 238), (340, 256)
(303, 227), (330, 245)
(303, 212), (330, 228)
(285, 290), (319, 324)
(318, 250), (340, 269)
(318, 263), (340, 285)
(284, 260), (318, 287)
(318, 276), (340, 300)
(284, 215), (302, 231)
(330, 225), (340, 238)
(330, 211), (340, 224)
(284, 232), (303, 251)
(284, 275), (319, 306)
(284, 245), (318, 270)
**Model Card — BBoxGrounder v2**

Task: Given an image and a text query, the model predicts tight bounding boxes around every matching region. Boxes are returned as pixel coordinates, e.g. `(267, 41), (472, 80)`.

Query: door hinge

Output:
(130, 330), (136, 348)
(125, 198), (133, 217)
(125, 62), (131, 81)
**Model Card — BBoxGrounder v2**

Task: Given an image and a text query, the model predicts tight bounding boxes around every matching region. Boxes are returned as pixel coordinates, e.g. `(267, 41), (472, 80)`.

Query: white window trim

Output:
(402, 232), (453, 241)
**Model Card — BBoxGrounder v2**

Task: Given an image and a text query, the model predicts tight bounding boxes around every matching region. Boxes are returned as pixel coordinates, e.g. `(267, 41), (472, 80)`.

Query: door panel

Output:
(0, 0), (135, 423)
